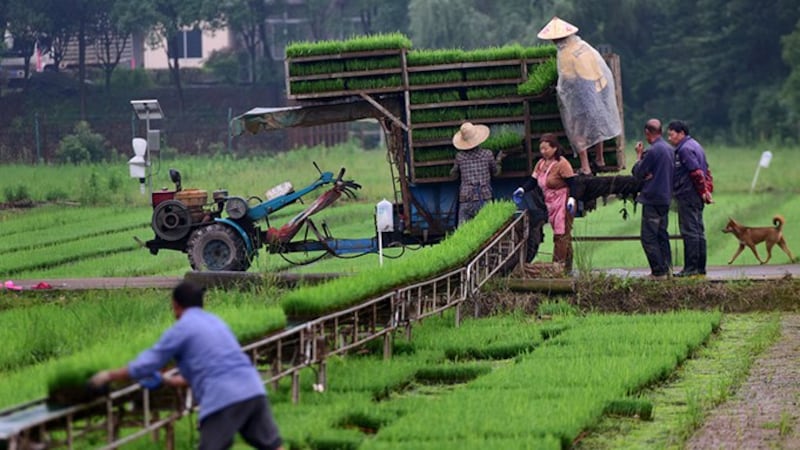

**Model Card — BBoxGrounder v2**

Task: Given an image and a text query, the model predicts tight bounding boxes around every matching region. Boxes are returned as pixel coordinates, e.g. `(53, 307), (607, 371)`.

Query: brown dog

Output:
(722, 215), (795, 264)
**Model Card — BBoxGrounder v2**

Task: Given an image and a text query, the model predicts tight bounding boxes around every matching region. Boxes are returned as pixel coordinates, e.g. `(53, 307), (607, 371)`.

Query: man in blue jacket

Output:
(90, 282), (283, 450)
(668, 120), (713, 277)
(632, 119), (674, 279)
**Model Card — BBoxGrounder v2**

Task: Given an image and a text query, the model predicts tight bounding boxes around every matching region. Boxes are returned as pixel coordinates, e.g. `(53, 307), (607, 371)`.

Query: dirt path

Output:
(686, 314), (800, 449)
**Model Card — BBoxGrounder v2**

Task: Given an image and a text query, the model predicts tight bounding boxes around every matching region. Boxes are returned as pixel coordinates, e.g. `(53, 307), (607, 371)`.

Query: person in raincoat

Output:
(537, 16), (622, 176)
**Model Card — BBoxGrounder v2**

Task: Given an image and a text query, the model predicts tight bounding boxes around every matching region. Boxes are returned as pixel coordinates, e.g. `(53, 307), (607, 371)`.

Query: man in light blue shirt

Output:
(90, 282), (283, 450)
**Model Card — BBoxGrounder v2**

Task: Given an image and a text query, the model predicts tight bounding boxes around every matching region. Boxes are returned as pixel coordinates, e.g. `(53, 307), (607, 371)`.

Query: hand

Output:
(702, 191), (713, 204)
(512, 187), (524, 206)
(496, 151), (507, 161)
(635, 141), (644, 158)
(89, 370), (112, 388)
(138, 372), (163, 390)
(567, 197), (576, 216)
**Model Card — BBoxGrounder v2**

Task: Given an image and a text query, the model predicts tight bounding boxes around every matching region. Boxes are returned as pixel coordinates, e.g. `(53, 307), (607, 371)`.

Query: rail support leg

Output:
(383, 332), (393, 360)
(316, 361), (327, 392)
(292, 371), (300, 404)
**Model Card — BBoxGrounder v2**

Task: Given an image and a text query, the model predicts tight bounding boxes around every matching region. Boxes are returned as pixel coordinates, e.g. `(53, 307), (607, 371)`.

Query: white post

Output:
(378, 231), (384, 267)
(750, 151), (773, 194)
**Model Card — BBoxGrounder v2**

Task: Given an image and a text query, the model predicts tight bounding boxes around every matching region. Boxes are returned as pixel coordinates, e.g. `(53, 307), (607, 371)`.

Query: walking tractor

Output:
(145, 33), (634, 271)
(145, 164), (370, 271)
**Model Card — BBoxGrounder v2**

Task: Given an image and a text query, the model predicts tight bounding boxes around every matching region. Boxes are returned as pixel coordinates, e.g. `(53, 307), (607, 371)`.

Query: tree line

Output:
(1, 0), (799, 144)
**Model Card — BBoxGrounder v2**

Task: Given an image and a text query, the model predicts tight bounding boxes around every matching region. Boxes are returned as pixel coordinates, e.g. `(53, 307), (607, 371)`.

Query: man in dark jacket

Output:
(632, 119), (674, 279)
(668, 120), (712, 277)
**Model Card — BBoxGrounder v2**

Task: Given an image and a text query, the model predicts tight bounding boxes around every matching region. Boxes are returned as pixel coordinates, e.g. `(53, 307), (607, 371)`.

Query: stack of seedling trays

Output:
(284, 34), (625, 183)
(285, 33), (412, 100)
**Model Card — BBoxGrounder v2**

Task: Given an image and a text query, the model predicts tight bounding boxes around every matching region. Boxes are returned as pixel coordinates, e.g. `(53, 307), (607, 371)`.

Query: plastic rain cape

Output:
(555, 35), (622, 153)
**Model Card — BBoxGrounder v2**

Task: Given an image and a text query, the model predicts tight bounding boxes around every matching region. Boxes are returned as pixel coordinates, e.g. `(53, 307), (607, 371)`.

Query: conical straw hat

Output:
(537, 17), (579, 40)
(452, 122), (490, 150)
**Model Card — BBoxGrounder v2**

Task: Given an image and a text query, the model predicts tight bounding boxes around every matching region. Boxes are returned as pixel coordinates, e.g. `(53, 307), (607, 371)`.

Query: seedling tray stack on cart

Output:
(285, 34), (625, 184)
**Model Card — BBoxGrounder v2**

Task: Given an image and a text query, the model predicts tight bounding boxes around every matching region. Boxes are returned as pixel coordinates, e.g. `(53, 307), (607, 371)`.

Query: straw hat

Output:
(452, 122), (490, 150)
(537, 17), (579, 40)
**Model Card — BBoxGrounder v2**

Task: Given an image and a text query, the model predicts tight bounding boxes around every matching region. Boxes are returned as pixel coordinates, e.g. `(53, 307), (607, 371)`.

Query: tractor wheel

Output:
(186, 223), (251, 271)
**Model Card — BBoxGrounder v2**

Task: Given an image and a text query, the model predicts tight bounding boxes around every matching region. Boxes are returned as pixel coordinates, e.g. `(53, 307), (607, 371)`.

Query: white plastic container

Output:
(376, 199), (394, 232)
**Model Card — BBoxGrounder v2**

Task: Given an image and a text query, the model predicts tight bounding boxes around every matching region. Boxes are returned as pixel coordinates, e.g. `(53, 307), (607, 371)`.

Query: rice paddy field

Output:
(1, 142), (799, 448)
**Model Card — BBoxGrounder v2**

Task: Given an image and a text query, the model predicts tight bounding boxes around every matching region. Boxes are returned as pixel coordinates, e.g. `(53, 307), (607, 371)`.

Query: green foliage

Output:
(110, 68), (153, 90)
(290, 79), (345, 94)
(55, 121), (112, 165)
(203, 48), (243, 83)
(413, 147), (455, 163)
(412, 127), (458, 142)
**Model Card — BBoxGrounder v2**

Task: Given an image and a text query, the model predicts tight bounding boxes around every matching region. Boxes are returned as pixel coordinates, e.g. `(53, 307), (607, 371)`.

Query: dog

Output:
(722, 215), (795, 264)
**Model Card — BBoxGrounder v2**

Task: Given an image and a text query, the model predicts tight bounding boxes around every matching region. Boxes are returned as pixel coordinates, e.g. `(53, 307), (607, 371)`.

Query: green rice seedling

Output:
(290, 79), (346, 94)
(413, 165), (454, 179)
(537, 300), (579, 317)
(528, 100), (560, 116)
(408, 70), (462, 85)
(466, 104), (525, 120)
(483, 131), (524, 151)
(407, 49), (466, 66)
(0, 226), (150, 277)
(346, 75), (403, 90)
(521, 45), (558, 59)
(278, 202), (516, 318)
(413, 147), (456, 163)
(518, 58), (558, 96)
(530, 118), (565, 134)
(288, 60), (345, 77)
(411, 127), (458, 142)
(464, 67), (521, 82)
(414, 362), (492, 384)
(341, 32), (412, 52)
(604, 398), (654, 420)
(345, 56), (402, 72)
(285, 40), (345, 58)
(461, 45), (525, 62)
(465, 85), (519, 100)
(411, 107), (468, 123)
(409, 90), (461, 104)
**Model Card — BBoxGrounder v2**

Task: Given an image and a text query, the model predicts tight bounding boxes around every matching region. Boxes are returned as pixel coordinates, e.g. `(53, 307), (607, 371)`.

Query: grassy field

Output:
(1, 142), (798, 279)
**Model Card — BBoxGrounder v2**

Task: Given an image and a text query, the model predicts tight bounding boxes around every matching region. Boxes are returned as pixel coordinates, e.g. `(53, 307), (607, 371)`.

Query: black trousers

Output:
(676, 195), (707, 274)
(640, 204), (672, 276)
(199, 395), (282, 450)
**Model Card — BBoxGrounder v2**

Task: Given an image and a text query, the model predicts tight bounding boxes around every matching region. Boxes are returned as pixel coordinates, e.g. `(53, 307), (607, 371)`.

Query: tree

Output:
(150, 0), (221, 111)
(93, 0), (154, 90)
(5, 0), (48, 81)
(221, 0), (270, 83)
(781, 18), (800, 141)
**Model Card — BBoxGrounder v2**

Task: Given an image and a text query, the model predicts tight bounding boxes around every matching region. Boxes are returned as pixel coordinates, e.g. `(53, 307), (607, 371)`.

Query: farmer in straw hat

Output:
(450, 122), (506, 225)
(537, 16), (622, 176)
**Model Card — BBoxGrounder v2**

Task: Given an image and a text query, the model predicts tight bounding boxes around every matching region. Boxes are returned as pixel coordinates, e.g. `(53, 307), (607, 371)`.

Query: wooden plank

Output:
(406, 59), (527, 72)
(410, 97), (526, 110)
(288, 67), (403, 82)
(287, 48), (403, 63)
(408, 78), (524, 91)
(359, 93), (407, 132)
(288, 86), (404, 100)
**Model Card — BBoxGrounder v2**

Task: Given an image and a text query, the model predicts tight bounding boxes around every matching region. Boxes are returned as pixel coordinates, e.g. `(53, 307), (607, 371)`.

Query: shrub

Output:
(204, 48), (243, 83)
(3, 185), (31, 203)
(111, 68), (153, 90)
(56, 122), (110, 164)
